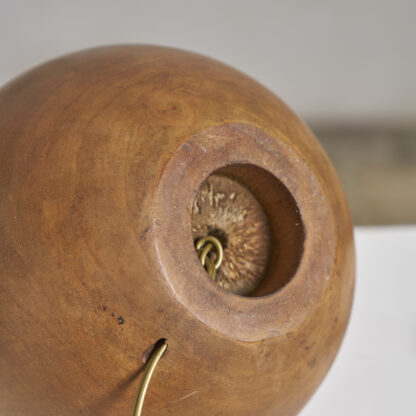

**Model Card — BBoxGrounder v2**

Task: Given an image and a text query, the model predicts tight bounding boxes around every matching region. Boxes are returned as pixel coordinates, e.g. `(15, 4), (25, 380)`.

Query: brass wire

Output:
(132, 340), (168, 416)
(196, 235), (224, 279)
(132, 236), (222, 415)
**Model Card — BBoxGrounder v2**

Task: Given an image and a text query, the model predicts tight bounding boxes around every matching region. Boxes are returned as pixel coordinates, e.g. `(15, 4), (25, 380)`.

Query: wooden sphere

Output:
(0, 46), (355, 415)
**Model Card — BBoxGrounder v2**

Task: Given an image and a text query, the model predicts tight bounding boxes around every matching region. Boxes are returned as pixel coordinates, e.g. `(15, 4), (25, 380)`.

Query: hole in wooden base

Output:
(192, 164), (305, 297)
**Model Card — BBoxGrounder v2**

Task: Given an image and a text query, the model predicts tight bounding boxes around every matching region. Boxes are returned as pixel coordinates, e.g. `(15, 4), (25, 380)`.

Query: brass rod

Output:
(132, 340), (168, 416)
(195, 235), (224, 270)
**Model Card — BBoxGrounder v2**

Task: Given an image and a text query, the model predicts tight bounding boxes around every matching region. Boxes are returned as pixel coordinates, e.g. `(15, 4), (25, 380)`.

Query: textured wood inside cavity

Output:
(192, 174), (270, 295)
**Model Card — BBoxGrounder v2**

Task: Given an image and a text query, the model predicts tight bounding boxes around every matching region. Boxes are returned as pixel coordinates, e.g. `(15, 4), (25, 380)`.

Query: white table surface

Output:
(302, 225), (416, 415)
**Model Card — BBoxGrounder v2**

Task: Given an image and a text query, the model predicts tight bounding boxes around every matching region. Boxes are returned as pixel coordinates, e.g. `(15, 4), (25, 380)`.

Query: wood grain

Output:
(0, 45), (355, 415)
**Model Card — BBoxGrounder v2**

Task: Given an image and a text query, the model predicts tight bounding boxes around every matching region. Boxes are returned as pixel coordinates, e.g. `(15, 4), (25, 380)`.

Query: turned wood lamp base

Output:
(0, 45), (355, 416)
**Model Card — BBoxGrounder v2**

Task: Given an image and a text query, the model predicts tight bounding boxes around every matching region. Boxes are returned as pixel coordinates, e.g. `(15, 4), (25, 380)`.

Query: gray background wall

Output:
(1, 0), (415, 124)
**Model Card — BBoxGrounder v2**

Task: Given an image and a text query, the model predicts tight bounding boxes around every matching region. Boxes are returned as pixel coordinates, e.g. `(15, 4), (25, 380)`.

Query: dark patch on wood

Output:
(139, 225), (150, 240)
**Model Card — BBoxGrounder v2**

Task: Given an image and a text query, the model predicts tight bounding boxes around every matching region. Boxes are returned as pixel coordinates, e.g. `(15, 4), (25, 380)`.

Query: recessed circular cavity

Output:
(192, 174), (270, 295)
(153, 123), (336, 341)
(192, 165), (304, 297)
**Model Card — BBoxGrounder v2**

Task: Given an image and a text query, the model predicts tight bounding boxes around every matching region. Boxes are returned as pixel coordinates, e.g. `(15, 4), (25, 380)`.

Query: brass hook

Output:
(195, 235), (224, 279)
(132, 339), (168, 416)
(131, 236), (222, 414)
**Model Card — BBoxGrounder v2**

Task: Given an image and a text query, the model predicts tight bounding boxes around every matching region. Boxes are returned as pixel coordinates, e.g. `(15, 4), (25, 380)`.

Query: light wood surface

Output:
(313, 124), (416, 225)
